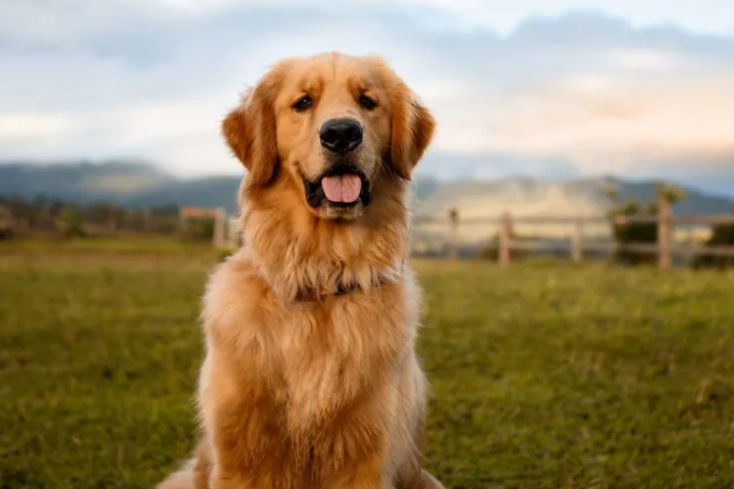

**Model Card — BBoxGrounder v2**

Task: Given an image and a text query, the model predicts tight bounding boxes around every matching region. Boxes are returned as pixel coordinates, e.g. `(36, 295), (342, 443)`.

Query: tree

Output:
(694, 216), (734, 268)
(59, 208), (86, 237)
(608, 183), (686, 265)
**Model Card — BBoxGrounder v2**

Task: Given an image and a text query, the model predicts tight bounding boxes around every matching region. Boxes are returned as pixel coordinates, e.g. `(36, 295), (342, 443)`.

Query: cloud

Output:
(0, 1), (733, 189)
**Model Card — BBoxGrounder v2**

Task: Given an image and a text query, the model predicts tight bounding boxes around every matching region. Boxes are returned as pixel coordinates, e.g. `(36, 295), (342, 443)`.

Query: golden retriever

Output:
(159, 52), (443, 489)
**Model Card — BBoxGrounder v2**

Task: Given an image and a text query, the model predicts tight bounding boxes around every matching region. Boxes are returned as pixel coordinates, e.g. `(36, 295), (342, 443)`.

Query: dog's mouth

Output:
(303, 165), (371, 209)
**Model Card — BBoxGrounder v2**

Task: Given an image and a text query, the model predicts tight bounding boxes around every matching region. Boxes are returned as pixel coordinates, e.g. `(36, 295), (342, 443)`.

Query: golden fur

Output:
(158, 53), (442, 489)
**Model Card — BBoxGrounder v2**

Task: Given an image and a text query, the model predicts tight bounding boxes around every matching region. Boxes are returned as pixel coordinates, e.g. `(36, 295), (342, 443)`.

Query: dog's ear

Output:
(222, 66), (285, 187)
(389, 81), (435, 180)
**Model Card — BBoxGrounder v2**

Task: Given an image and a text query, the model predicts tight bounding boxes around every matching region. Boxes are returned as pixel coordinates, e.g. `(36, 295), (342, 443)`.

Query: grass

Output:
(1, 238), (734, 488)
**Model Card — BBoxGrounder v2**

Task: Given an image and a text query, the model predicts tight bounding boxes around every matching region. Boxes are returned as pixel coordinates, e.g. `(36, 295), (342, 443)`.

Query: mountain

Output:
(1, 162), (733, 221)
(412, 175), (734, 218)
(0, 161), (241, 212)
(0, 161), (171, 201)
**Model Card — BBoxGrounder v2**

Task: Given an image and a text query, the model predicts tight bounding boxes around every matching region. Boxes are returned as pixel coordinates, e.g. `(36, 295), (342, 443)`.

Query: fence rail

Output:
(414, 195), (734, 268)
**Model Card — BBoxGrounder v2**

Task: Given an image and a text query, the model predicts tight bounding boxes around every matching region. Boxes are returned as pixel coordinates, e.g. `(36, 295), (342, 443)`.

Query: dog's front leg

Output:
(322, 450), (394, 489)
(199, 350), (290, 489)
(304, 391), (396, 489)
(204, 389), (290, 489)
(207, 470), (252, 489)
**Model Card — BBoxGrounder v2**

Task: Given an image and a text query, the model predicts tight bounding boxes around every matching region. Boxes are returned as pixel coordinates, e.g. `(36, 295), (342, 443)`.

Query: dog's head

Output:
(222, 53), (434, 220)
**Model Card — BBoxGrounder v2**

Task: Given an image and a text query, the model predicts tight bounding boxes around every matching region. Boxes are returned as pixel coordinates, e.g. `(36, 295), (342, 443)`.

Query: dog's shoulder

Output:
(202, 253), (274, 344)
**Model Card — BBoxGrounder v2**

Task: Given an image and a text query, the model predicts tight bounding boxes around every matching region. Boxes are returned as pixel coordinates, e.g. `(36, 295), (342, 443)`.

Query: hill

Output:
(0, 161), (241, 212)
(1, 162), (732, 220)
(412, 175), (734, 219)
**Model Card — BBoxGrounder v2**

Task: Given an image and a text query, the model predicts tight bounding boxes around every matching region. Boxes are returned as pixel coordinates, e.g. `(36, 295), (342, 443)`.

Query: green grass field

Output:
(2, 237), (734, 488)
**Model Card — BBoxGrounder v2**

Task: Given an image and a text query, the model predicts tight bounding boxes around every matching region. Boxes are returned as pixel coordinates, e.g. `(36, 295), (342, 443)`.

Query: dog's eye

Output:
(359, 94), (377, 110)
(292, 95), (313, 112)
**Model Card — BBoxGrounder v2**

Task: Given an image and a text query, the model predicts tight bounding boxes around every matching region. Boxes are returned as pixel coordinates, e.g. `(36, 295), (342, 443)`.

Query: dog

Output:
(158, 52), (443, 489)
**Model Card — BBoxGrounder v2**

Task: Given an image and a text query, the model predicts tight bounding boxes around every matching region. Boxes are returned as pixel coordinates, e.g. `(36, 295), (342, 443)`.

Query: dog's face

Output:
(223, 53), (434, 220)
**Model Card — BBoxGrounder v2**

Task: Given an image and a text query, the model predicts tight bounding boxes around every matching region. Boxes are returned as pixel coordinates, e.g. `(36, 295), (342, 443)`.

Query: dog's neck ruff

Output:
(241, 243), (407, 305)
(241, 179), (410, 305)
(292, 271), (398, 303)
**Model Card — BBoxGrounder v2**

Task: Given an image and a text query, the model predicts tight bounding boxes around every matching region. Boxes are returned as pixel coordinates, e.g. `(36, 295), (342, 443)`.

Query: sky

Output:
(1, 0), (734, 195)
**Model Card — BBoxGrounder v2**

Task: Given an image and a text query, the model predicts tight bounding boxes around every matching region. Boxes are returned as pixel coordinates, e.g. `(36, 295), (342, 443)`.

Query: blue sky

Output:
(1, 1), (733, 195)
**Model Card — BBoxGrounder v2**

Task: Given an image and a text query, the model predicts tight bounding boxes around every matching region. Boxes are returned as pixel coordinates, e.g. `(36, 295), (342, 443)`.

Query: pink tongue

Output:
(321, 174), (362, 203)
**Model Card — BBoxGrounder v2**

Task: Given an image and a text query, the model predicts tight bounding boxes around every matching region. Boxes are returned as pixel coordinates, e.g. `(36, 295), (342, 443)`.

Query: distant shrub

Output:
(59, 208), (86, 238)
(0, 197), (187, 236)
(608, 184), (685, 266)
(181, 217), (214, 241)
(0, 206), (15, 240)
(478, 239), (496, 260)
(479, 233), (532, 262)
(143, 206), (180, 234)
(610, 201), (657, 265)
(694, 220), (734, 268)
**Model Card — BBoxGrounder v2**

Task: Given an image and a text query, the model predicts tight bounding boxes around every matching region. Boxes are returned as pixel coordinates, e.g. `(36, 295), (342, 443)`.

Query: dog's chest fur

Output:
(279, 285), (415, 427)
(203, 255), (418, 428)
(199, 256), (421, 485)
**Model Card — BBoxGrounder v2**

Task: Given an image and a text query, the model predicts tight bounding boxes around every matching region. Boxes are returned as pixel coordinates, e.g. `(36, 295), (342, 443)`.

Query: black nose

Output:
(319, 118), (363, 154)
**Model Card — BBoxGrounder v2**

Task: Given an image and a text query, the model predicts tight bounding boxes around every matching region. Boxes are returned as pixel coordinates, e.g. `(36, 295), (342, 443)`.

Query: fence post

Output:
(178, 211), (187, 235)
(571, 217), (584, 263)
(213, 208), (226, 248)
(498, 212), (512, 266)
(227, 217), (242, 248)
(448, 208), (459, 260)
(142, 209), (152, 233)
(107, 208), (117, 234)
(657, 196), (673, 269)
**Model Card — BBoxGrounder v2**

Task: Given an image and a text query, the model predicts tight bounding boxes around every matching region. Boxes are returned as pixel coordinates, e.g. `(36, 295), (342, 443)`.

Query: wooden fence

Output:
(179, 206), (242, 248)
(414, 196), (734, 269)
